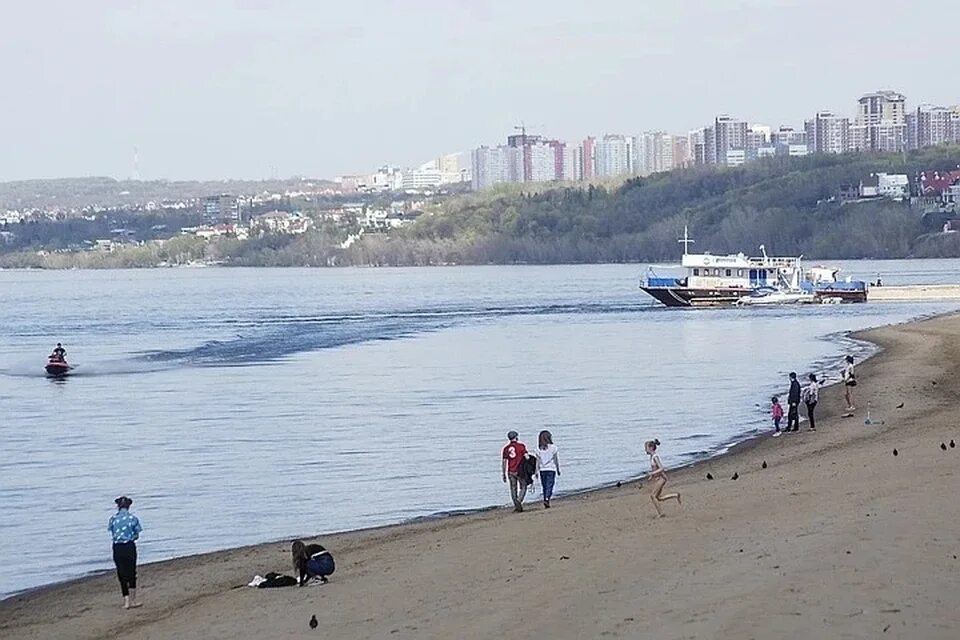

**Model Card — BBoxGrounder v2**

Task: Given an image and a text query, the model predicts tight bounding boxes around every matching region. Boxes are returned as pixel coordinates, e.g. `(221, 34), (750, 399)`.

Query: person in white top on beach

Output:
(841, 355), (857, 413)
(645, 439), (680, 518)
(534, 430), (560, 509)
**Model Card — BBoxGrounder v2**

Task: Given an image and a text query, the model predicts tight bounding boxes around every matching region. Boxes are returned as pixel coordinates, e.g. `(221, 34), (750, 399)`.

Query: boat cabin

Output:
(680, 252), (800, 290)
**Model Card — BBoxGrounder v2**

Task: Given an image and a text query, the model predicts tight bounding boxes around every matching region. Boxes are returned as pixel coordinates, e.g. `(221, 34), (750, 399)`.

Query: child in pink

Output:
(771, 396), (784, 437)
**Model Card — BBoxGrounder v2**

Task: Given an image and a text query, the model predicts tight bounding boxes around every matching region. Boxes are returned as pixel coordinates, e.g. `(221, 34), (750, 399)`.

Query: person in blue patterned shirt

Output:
(108, 496), (142, 609)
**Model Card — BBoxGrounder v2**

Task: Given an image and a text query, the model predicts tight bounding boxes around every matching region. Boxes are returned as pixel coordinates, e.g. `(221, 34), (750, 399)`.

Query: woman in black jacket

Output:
(292, 540), (336, 586)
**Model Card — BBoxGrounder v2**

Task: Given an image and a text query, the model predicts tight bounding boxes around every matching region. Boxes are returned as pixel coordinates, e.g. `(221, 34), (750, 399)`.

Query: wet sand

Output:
(3, 313), (960, 639)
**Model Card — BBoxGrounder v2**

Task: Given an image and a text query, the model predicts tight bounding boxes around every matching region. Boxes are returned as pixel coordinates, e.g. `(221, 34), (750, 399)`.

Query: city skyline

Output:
(3, 0), (960, 182)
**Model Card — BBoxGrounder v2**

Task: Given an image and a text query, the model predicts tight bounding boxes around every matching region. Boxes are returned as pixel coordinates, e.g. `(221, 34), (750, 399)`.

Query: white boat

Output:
(640, 227), (868, 307)
(736, 287), (816, 306)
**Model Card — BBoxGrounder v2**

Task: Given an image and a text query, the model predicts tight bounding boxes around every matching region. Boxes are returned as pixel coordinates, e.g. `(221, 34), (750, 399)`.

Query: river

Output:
(1, 260), (959, 597)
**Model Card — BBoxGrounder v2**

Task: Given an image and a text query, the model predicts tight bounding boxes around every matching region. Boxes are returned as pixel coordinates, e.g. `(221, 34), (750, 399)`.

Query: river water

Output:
(1, 260), (959, 598)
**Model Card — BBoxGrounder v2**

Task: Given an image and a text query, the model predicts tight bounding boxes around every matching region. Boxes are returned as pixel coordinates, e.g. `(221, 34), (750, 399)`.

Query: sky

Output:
(2, 0), (959, 182)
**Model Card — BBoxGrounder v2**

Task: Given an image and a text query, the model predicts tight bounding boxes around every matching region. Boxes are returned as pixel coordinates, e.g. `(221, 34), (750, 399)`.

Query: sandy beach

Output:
(3, 312), (960, 640)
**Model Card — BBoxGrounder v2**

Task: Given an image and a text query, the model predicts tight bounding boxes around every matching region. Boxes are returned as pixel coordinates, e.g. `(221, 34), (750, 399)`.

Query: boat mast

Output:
(679, 225), (695, 256)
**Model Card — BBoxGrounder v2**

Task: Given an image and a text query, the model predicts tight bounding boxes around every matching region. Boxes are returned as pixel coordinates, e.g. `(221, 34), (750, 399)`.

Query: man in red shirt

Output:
(501, 430), (529, 512)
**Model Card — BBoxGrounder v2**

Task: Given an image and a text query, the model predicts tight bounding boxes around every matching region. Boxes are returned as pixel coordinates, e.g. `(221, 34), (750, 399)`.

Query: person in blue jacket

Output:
(108, 495), (143, 609)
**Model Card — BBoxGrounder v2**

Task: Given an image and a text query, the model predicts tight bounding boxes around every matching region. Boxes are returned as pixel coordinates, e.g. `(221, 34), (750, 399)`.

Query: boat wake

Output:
(138, 302), (654, 367)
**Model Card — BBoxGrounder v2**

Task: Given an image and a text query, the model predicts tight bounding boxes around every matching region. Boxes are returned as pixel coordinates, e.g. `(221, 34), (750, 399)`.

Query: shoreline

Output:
(0, 317), (896, 604)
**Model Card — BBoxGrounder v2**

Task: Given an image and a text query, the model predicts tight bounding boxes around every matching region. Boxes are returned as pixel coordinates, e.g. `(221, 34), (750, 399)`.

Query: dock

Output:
(868, 284), (960, 302)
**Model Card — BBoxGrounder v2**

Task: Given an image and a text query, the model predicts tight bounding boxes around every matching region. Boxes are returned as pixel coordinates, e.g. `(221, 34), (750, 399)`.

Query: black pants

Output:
(787, 403), (800, 430)
(112, 542), (137, 596)
(806, 401), (817, 430)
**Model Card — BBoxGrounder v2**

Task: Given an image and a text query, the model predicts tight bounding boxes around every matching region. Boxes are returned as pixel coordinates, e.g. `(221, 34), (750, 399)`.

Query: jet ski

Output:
(45, 357), (72, 377)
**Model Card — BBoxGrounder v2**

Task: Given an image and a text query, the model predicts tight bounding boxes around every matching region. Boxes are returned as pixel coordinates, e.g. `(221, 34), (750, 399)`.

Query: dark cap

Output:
(507, 430), (518, 440)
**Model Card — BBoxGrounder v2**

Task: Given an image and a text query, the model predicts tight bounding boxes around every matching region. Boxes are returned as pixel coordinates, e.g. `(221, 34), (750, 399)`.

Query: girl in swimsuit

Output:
(645, 439), (681, 517)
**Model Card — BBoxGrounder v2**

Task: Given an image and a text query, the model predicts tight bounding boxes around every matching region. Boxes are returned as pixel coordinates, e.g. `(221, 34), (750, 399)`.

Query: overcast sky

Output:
(2, 0), (958, 181)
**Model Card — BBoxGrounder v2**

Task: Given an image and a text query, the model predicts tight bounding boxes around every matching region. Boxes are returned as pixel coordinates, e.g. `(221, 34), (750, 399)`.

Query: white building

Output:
(853, 90), (908, 152)
(527, 141), (558, 183)
(877, 173), (909, 200)
(636, 132), (675, 175)
(804, 111), (850, 154)
(594, 135), (635, 178)
(471, 145), (521, 190)
(401, 169), (443, 191)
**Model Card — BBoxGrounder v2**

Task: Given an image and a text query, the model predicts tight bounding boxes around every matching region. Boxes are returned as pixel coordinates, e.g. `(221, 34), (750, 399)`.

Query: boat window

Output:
(725, 269), (732, 276)
(738, 269), (743, 276)
(693, 268), (699, 276)
(715, 269), (720, 275)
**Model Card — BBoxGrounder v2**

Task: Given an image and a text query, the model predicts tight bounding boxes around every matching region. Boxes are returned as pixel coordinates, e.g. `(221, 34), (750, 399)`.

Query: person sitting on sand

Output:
(841, 355), (856, 413)
(292, 540), (335, 586)
(645, 439), (681, 517)
(802, 374), (819, 431)
(502, 431), (530, 513)
(108, 495), (142, 609)
(771, 396), (784, 437)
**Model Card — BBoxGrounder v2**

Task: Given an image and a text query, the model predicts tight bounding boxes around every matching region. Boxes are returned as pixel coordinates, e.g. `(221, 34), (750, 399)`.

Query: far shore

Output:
(4, 312), (960, 639)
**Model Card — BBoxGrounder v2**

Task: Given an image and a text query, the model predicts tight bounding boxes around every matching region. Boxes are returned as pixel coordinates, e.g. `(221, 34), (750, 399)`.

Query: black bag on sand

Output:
(258, 572), (298, 588)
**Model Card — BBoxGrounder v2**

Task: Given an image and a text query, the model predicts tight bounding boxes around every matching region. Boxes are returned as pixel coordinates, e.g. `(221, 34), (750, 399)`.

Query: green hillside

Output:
(353, 145), (960, 265)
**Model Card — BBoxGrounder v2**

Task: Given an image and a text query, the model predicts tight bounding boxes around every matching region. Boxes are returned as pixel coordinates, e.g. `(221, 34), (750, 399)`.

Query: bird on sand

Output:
(309, 615), (318, 630)
(706, 473), (713, 480)
(951, 440), (956, 448)
(893, 449), (898, 456)
(731, 472), (739, 480)
(761, 461), (767, 469)
(941, 443), (948, 451)
(896, 402), (904, 409)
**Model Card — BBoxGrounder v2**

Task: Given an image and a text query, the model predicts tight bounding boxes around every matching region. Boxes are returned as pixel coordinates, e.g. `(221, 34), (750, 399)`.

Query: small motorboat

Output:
(45, 357), (72, 377)
(736, 286), (815, 306)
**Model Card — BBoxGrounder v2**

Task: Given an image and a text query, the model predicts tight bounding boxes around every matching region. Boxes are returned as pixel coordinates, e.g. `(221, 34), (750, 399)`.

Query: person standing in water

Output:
(802, 374), (820, 431)
(841, 355), (857, 413)
(108, 496), (142, 609)
(501, 431), (529, 512)
(786, 372), (801, 432)
(645, 439), (681, 517)
(534, 430), (560, 509)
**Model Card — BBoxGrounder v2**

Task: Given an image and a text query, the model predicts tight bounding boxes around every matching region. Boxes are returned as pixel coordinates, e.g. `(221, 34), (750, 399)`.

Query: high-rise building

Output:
(471, 145), (521, 190)
(911, 104), (956, 149)
(636, 131), (675, 175)
(770, 126), (808, 156)
(688, 128), (708, 165)
(549, 141), (581, 181)
(594, 134), (635, 178)
(852, 90), (907, 152)
(203, 194), (241, 224)
(672, 136), (692, 168)
(745, 124), (773, 161)
(804, 111), (850, 154)
(526, 141), (557, 183)
(581, 137), (596, 180)
(712, 115), (748, 165)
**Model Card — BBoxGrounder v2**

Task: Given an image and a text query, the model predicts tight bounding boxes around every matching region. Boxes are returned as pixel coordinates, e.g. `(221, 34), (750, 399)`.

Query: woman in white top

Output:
(535, 430), (560, 508)
(841, 355), (856, 413)
(645, 439), (680, 517)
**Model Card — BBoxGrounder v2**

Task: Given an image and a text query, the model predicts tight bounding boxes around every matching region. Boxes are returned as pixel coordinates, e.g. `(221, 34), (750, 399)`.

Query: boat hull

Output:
(45, 362), (71, 376)
(641, 286), (866, 307)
